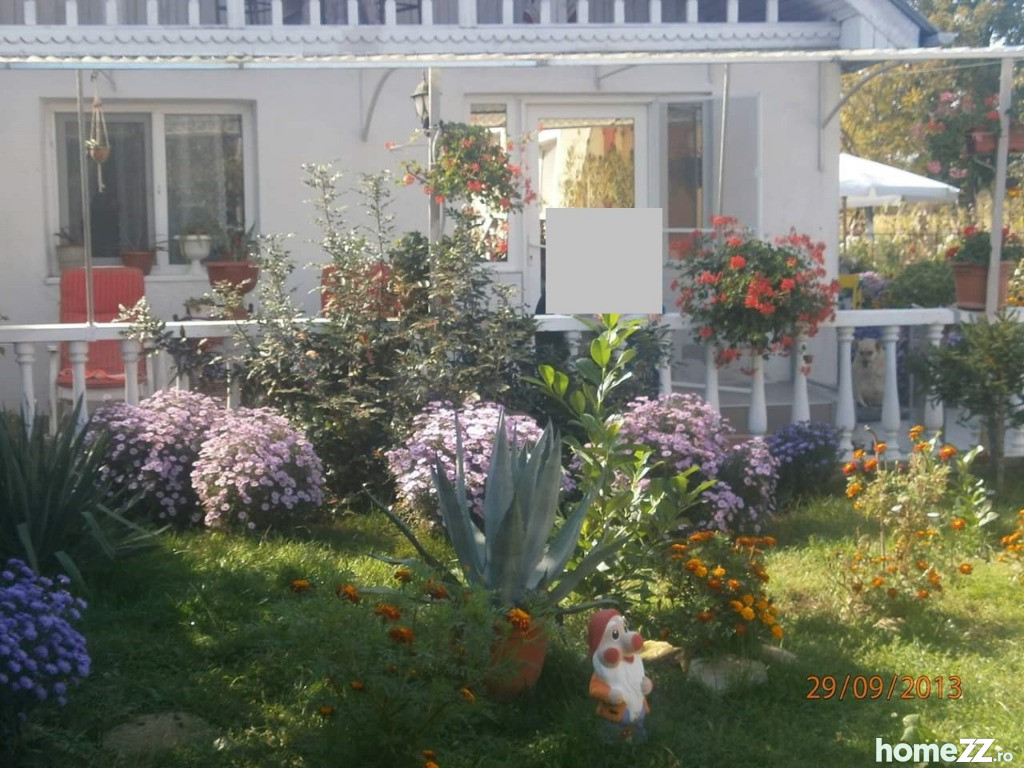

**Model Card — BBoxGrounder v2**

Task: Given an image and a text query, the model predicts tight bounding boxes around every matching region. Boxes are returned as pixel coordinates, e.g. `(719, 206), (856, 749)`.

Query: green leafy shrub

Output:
(878, 260), (955, 308)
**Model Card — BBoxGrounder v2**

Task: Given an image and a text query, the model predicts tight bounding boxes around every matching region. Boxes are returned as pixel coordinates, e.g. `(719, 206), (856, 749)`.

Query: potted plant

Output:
(912, 309), (1024, 493)
(669, 216), (839, 366)
(943, 225), (1024, 310)
(54, 225), (86, 271)
(119, 235), (165, 276)
(379, 413), (624, 698)
(175, 216), (217, 274)
(205, 222), (260, 295)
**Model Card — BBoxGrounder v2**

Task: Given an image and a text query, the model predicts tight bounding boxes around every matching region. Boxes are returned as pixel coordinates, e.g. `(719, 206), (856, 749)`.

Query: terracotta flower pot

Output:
(56, 244), (86, 271)
(951, 261), (1014, 310)
(89, 145), (111, 164)
(120, 250), (155, 276)
(206, 261), (260, 295)
(967, 126), (1024, 155)
(485, 624), (548, 699)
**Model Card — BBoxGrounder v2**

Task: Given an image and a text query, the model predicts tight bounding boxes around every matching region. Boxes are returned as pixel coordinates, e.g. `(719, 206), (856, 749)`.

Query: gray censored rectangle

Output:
(545, 207), (663, 315)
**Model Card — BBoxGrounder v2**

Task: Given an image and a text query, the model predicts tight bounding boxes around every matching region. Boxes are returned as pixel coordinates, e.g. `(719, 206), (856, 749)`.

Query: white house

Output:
(0, 0), (943, 435)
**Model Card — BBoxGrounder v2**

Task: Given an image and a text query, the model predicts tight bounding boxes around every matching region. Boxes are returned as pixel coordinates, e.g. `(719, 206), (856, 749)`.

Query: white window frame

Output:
(45, 100), (256, 277)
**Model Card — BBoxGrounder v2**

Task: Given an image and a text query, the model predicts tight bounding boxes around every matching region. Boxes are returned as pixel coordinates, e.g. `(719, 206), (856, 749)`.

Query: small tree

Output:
(914, 309), (1024, 492)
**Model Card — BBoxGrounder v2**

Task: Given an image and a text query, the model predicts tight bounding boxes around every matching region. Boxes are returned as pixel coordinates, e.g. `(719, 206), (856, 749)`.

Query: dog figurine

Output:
(588, 609), (652, 743)
(852, 338), (886, 407)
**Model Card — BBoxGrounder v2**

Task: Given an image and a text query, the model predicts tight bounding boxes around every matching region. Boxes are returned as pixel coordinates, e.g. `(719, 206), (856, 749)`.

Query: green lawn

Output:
(14, 497), (1024, 768)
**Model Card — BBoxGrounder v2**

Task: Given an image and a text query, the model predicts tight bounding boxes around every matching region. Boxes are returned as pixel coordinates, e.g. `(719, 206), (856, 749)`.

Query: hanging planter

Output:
(88, 76), (111, 191)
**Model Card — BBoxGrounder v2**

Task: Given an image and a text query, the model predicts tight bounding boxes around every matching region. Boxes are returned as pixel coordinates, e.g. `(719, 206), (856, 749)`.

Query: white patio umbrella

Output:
(839, 153), (960, 207)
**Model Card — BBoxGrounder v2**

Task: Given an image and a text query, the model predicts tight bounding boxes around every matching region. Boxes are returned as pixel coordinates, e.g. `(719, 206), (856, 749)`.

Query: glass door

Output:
(524, 104), (648, 313)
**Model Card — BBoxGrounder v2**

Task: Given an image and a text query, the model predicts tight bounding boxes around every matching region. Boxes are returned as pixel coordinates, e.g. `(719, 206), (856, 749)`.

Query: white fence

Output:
(0, 308), (1010, 459)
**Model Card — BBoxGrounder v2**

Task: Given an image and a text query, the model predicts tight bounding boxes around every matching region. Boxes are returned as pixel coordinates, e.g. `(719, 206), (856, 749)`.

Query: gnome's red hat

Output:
(588, 609), (621, 658)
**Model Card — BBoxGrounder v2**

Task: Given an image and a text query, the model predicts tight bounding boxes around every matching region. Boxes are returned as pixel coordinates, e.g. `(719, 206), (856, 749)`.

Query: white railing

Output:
(0, 308), (1011, 458)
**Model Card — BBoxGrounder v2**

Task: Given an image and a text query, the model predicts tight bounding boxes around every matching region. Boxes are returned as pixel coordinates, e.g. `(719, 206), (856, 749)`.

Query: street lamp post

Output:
(411, 70), (441, 246)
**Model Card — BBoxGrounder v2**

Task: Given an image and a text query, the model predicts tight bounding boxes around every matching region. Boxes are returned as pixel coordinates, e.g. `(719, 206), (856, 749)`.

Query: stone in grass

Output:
(102, 711), (217, 757)
(686, 656), (769, 694)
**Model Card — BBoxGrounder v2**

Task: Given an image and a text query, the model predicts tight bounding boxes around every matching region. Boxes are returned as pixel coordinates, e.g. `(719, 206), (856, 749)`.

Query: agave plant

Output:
(381, 411), (623, 613)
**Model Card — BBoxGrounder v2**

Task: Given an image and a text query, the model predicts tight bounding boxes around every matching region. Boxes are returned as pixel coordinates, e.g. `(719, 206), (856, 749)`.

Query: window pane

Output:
(166, 114), (244, 264)
(58, 114), (151, 261)
(666, 104), (702, 229)
(470, 104), (511, 262)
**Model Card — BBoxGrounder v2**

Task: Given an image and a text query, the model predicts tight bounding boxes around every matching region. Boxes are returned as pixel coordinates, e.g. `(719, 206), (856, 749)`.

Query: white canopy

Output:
(839, 153), (960, 207)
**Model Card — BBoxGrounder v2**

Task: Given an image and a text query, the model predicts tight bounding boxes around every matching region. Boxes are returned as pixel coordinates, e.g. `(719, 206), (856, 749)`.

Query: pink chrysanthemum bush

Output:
(192, 407), (325, 532)
(616, 394), (780, 532)
(386, 399), (554, 524)
(91, 389), (223, 526)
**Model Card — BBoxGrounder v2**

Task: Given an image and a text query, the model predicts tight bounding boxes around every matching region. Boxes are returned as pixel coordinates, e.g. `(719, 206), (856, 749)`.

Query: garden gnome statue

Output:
(588, 609), (652, 742)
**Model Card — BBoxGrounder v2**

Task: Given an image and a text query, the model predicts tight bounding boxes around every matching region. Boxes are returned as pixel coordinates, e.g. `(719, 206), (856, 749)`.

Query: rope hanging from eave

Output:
(88, 72), (110, 192)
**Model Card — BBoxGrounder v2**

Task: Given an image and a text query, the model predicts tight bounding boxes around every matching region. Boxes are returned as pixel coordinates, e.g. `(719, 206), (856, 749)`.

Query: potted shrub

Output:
(175, 217), (216, 274)
(54, 225), (86, 271)
(118, 235), (165, 276)
(912, 309), (1024, 492)
(379, 413), (624, 698)
(943, 225), (1023, 310)
(205, 222), (260, 295)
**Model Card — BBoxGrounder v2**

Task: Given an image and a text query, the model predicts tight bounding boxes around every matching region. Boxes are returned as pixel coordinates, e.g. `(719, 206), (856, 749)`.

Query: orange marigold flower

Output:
(670, 543), (688, 552)
(847, 482), (864, 498)
(853, 449), (866, 460)
(730, 599), (745, 612)
(874, 442), (887, 455)
(507, 608), (532, 632)
(350, 680), (366, 692)
(928, 569), (941, 585)
(909, 425), (924, 441)
(394, 567), (413, 583)
(374, 603), (402, 622)
(951, 517), (966, 532)
(685, 558), (704, 571)
(422, 750), (437, 760)
(425, 580), (449, 601)
(688, 531), (715, 543)
(460, 687), (476, 703)
(741, 594), (755, 607)
(425, 762), (440, 768)
(842, 461), (858, 476)
(290, 578), (313, 593)
(694, 565), (708, 578)
(916, 560), (929, 571)
(759, 536), (777, 548)
(711, 566), (727, 578)
(318, 705), (335, 717)
(938, 444), (957, 461)
(959, 563), (973, 575)
(863, 458), (879, 472)
(740, 606), (755, 621)
(707, 578), (723, 591)
(917, 589), (929, 599)
(771, 624), (784, 640)
(871, 576), (885, 588)
(727, 578), (741, 591)
(388, 626), (415, 644)
(697, 610), (714, 623)
(336, 584), (361, 603)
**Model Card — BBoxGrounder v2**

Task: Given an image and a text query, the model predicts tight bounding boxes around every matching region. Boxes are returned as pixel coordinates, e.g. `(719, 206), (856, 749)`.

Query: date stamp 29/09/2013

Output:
(805, 674), (962, 701)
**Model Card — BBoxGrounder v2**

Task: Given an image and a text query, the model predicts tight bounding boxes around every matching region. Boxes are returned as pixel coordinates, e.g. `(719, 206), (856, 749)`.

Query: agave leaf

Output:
(527, 490), (593, 592)
(519, 427), (565, 581)
(432, 461), (484, 584)
(546, 535), (627, 606)
(482, 413), (515, 549)
(53, 550), (88, 594)
(488, 491), (528, 605)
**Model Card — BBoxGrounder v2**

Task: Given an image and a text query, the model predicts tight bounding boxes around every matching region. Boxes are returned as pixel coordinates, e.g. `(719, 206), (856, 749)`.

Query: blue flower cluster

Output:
(0, 559), (90, 718)
(767, 421), (841, 503)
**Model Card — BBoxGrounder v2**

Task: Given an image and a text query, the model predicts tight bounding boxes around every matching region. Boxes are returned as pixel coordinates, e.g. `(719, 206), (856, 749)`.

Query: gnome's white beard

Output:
(594, 655), (646, 720)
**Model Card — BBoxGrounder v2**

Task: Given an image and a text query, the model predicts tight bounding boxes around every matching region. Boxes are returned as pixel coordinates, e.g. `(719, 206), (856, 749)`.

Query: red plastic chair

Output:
(58, 267), (147, 391)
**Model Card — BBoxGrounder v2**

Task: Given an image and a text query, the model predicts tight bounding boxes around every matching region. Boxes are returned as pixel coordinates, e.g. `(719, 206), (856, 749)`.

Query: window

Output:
(469, 103), (511, 263)
(54, 104), (252, 271)
(664, 102), (704, 259)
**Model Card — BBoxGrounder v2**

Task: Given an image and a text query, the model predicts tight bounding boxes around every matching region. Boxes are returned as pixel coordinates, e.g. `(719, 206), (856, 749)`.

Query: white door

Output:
(522, 103), (649, 313)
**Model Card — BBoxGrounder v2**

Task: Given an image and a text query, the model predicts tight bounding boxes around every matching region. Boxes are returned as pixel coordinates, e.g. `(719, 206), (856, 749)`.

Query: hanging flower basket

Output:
(966, 125), (1024, 155)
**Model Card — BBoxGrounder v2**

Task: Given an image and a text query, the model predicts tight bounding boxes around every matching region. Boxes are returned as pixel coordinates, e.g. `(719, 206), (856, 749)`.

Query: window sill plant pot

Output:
(120, 250), (155, 276)
(56, 244), (86, 272)
(967, 125), (1024, 155)
(178, 235), (212, 275)
(951, 261), (1014, 310)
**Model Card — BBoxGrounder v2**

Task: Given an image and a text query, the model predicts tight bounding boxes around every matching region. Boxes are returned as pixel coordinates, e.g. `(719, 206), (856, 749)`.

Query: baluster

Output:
(748, 353), (767, 436)
(347, 0), (359, 24)
(122, 339), (142, 406)
(650, 0), (661, 23)
(25, 0), (37, 25)
(65, 0), (78, 25)
(659, 359), (672, 396)
(704, 344), (720, 413)
(47, 344), (58, 435)
(500, 0), (512, 23)
(726, 0), (737, 22)
(458, 0), (476, 25)
(309, 0), (321, 25)
(188, 0), (200, 25)
(686, 0), (697, 22)
(576, 0), (588, 23)
(420, 0), (432, 23)
(880, 325), (902, 456)
(152, 346), (168, 392)
(766, 0), (778, 22)
(225, 0), (244, 26)
(146, 0), (158, 24)
(613, 0), (624, 23)
(105, 0), (117, 24)
(68, 340), (89, 426)
(923, 322), (944, 437)
(14, 342), (36, 433)
(836, 326), (855, 459)
(384, 0), (396, 25)
(271, 0), (283, 25)
(539, 0), (550, 23)
(790, 333), (810, 423)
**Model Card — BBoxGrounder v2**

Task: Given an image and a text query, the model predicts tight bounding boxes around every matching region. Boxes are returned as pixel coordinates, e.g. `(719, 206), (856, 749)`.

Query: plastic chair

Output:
(57, 267), (147, 395)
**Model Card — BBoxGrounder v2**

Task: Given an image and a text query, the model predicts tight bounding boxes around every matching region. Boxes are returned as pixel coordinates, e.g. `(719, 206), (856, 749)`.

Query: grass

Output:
(13, 495), (1024, 768)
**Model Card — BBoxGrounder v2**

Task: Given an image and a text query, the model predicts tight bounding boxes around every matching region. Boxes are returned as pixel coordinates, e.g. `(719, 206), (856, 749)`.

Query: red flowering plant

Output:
(670, 216), (838, 366)
(943, 224), (1024, 265)
(398, 122), (535, 262)
(837, 427), (995, 618)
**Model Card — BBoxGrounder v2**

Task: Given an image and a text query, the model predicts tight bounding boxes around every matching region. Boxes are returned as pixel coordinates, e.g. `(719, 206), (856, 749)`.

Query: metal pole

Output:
(427, 67), (441, 246)
(75, 70), (94, 327)
(986, 55), (1015, 318)
(715, 63), (730, 219)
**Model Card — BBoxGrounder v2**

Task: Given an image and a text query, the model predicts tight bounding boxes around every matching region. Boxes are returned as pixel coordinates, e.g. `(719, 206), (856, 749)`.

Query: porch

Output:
(0, 306), (1008, 460)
